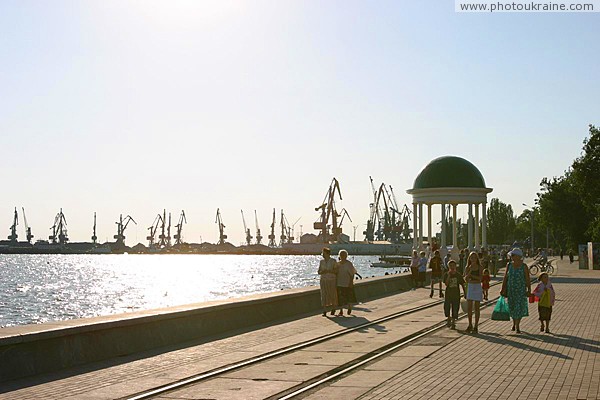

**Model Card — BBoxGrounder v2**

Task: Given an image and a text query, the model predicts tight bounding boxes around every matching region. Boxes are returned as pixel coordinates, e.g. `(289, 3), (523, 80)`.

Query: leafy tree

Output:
(537, 173), (589, 248)
(486, 198), (516, 245)
(536, 124), (600, 246)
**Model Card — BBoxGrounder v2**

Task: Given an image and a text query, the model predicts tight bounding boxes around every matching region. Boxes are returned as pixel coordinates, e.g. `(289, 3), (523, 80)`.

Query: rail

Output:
(124, 278), (513, 400)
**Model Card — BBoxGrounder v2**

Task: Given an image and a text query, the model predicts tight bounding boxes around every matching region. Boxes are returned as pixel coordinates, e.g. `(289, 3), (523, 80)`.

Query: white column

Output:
(412, 202), (418, 249)
(482, 201), (488, 249)
(468, 203), (473, 250)
(475, 203), (480, 250)
(427, 204), (432, 253)
(441, 203), (446, 248)
(418, 203), (424, 250)
(452, 204), (458, 250)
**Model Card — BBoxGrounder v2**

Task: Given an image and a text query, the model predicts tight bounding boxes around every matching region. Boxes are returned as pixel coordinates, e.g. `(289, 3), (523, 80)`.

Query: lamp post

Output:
(523, 203), (534, 254)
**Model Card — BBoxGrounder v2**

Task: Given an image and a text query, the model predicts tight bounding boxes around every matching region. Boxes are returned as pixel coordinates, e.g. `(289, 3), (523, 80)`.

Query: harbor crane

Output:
(147, 213), (163, 248)
(49, 209), (68, 244)
(241, 210), (253, 246)
(8, 208), (18, 242)
(114, 214), (136, 247)
(314, 178), (343, 243)
(280, 210), (297, 245)
(364, 178), (412, 243)
(173, 210), (187, 245)
(22, 208), (33, 243)
(268, 208), (276, 247)
(215, 208), (227, 245)
(254, 210), (263, 245)
(167, 212), (172, 248)
(158, 209), (170, 248)
(91, 212), (97, 244)
(289, 216), (301, 243)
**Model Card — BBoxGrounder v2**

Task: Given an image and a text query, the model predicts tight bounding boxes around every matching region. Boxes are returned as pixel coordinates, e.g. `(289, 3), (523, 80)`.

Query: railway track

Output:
(124, 278), (514, 400)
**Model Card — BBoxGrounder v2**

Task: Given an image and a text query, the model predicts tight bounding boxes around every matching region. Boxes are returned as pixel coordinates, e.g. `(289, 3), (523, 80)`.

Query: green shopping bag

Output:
(491, 296), (510, 321)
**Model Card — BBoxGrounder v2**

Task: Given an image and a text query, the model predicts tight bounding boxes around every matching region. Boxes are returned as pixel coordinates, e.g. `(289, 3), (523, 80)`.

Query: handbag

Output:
(539, 290), (552, 308)
(491, 296), (510, 321)
(528, 293), (536, 303)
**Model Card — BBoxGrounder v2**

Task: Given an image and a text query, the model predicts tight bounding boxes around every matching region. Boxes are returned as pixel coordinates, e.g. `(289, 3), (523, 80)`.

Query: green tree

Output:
(486, 198), (516, 245)
(537, 173), (589, 248)
(571, 125), (600, 241)
(536, 124), (600, 246)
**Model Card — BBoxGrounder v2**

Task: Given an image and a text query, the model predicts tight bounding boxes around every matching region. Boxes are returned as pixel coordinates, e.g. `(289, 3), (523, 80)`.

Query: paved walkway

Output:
(305, 259), (600, 400)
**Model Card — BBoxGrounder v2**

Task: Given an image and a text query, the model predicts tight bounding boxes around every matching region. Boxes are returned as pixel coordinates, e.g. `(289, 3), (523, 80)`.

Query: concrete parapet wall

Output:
(0, 272), (422, 383)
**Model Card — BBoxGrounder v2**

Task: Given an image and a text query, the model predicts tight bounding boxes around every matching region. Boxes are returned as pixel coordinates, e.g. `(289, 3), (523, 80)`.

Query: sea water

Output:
(0, 254), (407, 327)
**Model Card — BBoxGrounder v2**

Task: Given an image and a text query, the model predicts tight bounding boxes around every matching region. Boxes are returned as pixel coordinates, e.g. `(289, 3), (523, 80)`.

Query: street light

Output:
(523, 203), (534, 253)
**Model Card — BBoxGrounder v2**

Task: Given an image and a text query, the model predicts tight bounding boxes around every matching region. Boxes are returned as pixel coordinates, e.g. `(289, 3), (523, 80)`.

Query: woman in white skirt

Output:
(465, 251), (484, 334)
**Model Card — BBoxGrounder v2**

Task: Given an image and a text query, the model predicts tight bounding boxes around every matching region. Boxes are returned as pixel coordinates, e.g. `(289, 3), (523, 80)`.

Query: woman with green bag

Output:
(500, 248), (531, 333)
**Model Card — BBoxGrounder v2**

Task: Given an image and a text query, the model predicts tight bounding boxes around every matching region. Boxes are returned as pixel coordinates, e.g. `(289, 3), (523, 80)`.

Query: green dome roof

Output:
(413, 156), (486, 189)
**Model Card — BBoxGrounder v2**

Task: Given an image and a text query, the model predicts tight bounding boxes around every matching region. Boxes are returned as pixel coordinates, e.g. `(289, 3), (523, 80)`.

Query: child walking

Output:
(443, 260), (466, 329)
(481, 268), (491, 301)
(533, 272), (555, 333)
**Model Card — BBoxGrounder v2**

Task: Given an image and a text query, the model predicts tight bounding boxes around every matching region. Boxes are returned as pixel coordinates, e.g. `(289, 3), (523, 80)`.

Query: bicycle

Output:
(529, 259), (554, 276)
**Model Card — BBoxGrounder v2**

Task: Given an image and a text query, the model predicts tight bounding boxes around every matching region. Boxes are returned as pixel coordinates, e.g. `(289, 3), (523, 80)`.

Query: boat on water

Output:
(370, 254), (411, 268)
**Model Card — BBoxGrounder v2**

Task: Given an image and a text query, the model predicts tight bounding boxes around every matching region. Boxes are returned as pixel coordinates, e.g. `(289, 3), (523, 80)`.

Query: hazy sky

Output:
(1, 1), (598, 246)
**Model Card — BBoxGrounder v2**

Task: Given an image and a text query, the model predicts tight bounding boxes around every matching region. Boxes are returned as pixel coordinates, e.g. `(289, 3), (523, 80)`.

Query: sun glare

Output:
(136, 0), (244, 28)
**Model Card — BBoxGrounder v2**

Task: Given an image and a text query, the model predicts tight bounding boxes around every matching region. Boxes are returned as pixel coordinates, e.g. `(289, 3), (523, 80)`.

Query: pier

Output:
(1, 258), (598, 400)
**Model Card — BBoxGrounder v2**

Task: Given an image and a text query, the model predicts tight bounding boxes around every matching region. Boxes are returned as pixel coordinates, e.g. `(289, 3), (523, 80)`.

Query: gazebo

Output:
(406, 156), (493, 258)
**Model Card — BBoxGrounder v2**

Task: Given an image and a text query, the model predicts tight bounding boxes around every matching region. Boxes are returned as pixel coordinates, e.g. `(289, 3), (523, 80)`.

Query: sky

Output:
(1, 0), (598, 246)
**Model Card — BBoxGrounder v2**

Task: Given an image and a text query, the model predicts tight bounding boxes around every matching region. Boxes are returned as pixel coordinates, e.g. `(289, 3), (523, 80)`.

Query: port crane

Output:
(254, 210), (263, 245)
(167, 212), (172, 248)
(91, 212), (97, 244)
(147, 213), (163, 248)
(114, 214), (136, 247)
(280, 210), (297, 245)
(22, 208), (33, 243)
(158, 209), (170, 248)
(364, 178), (412, 243)
(241, 210), (253, 246)
(49, 209), (69, 244)
(173, 210), (187, 245)
(215, 208), (227, 245)
(268, 208), (276, 247)
(8, 208), (18, 242)
(314, 178), (343, 243)
(289, 216), (301, 243)
(364, 176), (380, 242)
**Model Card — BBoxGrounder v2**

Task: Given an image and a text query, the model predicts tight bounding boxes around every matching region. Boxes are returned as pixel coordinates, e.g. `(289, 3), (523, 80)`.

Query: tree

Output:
(536, 124), (600, 247)
(571, 125), (600, 241)
(537, 173), (589, 248)
(486, 198), (516, 245)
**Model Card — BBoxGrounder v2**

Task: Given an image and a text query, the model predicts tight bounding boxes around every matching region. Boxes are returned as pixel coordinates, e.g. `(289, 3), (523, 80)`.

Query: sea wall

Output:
(0, 271), (424, 383)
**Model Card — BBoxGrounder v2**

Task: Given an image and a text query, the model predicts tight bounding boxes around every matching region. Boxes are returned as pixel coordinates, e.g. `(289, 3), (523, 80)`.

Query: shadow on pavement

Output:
(327, 315), (388, 333)
(475, 332), (573, 360)
(550, 277), (600, 284)
(519, 333), (600, 354)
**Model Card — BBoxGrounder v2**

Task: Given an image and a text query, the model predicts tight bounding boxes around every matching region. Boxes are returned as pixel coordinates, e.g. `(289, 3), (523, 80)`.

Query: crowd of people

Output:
(317, 245), (557, 334)
(408, 246), (556, 334)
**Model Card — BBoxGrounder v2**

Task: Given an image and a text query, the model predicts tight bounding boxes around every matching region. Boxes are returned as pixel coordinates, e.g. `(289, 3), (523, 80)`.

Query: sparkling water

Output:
(0, 254), (406, 327)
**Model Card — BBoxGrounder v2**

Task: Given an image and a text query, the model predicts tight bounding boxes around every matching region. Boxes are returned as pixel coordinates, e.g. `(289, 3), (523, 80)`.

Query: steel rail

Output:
(125, 279), (508, 400)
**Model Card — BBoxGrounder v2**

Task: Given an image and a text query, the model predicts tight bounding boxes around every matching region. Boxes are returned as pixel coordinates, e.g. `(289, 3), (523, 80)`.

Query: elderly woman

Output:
(336, 249), (359, 316)
(465, 251), (484, 334)
(318, 247), (338, 316)
(501, 248), (531, 333)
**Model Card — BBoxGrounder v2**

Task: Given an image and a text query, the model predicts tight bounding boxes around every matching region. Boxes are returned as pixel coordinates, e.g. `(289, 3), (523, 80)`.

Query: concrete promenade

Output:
(1, 258), (598, 399)
(306, 259), (600, 400)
